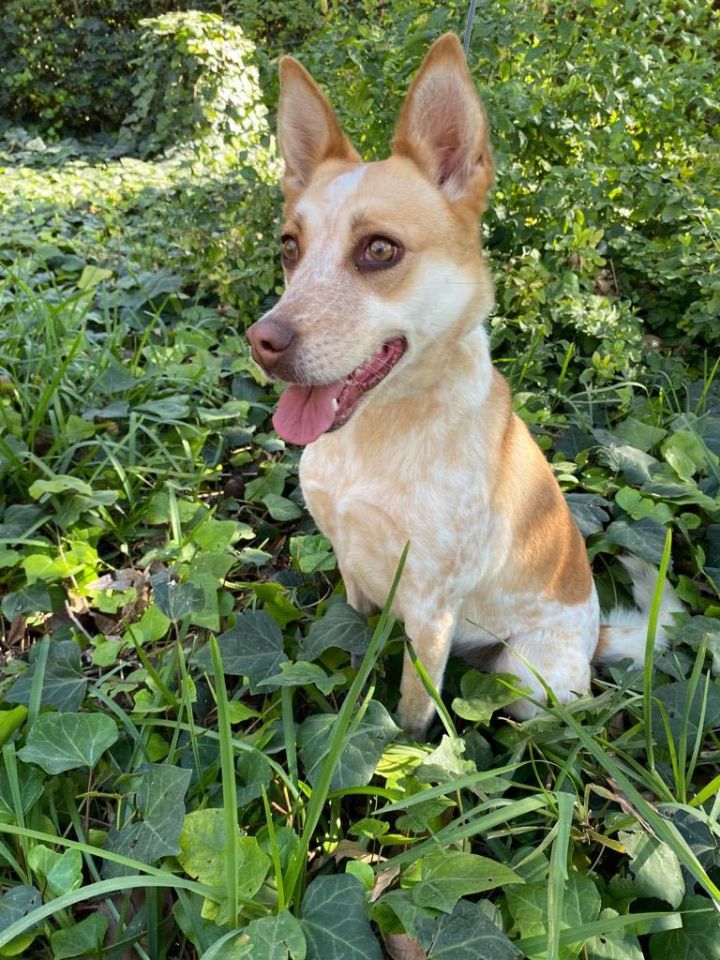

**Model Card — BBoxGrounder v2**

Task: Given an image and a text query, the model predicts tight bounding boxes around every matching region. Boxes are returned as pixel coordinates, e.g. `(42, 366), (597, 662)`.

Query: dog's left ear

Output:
(392, 33), (493, 211)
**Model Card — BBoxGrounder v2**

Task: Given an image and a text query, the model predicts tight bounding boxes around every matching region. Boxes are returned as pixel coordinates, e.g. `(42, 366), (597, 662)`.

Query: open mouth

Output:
(272, 337), (407, 445)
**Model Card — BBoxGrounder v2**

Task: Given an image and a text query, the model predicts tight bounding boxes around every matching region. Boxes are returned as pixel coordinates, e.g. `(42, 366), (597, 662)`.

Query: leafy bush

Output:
(119, 11), (270, 156)
(0, 0), (193, 133)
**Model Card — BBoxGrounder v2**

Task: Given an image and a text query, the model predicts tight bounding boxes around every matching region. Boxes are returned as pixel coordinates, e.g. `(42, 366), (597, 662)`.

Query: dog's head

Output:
(247, 33), (495, 445)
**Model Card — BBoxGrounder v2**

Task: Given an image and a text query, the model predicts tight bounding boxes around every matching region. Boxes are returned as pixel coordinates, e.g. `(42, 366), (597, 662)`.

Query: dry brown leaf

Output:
(383, 933), (427, 960)
(330, 839), (386, 865)
(370, 865), (400, 902)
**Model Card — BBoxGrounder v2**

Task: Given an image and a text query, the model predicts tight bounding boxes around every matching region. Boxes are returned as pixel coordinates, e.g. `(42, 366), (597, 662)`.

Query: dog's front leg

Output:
(398, 610), (457, 740)
(344, 576), (375, 617)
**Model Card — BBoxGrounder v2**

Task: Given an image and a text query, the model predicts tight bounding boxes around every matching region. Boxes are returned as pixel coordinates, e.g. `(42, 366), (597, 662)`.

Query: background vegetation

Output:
(0, 1), (718, 957)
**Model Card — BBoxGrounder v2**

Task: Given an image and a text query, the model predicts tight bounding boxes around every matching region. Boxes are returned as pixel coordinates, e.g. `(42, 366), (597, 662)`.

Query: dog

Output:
(246, 33), (682, 738)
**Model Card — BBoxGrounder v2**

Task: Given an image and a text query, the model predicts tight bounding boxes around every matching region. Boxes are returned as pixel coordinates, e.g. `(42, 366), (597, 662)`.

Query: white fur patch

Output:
(324, 166), (367, 203)
(296, 165), (366, 228)
(596, 556), (685, 663)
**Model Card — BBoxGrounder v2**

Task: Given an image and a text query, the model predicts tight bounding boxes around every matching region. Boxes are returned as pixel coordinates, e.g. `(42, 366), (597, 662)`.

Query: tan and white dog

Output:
(247, 34), (681, 738)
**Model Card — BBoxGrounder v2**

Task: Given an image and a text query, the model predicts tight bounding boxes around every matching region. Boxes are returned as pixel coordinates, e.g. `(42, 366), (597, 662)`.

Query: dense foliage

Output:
(0, 0), (188, 132)
(119, 12), (270, 156)
(0, 1), (718, 958)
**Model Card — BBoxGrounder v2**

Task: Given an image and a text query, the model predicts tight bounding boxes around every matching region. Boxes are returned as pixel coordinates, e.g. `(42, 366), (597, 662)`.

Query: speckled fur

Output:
(257, 35), (679, 738)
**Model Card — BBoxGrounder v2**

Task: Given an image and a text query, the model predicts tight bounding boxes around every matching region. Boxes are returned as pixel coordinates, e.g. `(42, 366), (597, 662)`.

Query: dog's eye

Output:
(281, 236), (299, 263)
(359, 236), (402, 270)
(367, 238), (396, 262)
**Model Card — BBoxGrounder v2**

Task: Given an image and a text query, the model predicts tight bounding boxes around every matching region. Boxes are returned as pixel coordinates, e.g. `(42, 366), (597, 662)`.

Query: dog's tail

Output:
(593, 555), (684, 665)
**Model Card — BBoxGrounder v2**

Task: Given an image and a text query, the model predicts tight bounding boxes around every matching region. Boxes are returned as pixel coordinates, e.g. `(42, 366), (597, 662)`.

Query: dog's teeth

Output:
(332, 398), (339, 412)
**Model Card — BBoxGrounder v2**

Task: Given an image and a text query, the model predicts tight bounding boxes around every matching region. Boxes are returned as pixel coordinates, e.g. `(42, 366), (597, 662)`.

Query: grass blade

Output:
(209, 634), (239, 929)
(284, 542), (409, 907)
(518, 909), (686, 954)
(547, 791), (574, 960)
(554, 701), (720, 902)
(0, 876), (209, 951)
(644, 526), (673, 770)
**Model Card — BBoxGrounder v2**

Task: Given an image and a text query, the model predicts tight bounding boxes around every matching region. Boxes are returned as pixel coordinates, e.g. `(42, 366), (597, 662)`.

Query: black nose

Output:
(246, 317), (296, 372)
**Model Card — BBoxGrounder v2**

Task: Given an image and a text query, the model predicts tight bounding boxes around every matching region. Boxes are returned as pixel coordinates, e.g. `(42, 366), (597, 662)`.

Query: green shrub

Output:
(119, 11), (269, 156)
(0, 0), (193, 134)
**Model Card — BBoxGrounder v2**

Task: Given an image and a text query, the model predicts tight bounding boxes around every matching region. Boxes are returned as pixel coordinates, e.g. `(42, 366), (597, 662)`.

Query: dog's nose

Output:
(247, 317), (296, 372)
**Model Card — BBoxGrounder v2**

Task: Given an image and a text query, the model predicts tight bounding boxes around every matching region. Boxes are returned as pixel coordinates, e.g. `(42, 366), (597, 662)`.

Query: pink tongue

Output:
(273, 382), (343, 445)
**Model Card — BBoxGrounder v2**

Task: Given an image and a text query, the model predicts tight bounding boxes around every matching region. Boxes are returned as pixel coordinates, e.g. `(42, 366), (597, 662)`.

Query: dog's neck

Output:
(327, 313), (496, 457)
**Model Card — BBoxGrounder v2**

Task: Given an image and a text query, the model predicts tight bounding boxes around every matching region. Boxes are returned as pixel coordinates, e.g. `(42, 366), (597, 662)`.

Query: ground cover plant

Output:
(0, 0), (719, 957)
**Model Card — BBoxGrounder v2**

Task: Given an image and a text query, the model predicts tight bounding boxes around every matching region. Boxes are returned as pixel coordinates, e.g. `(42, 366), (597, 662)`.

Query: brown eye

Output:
(281, 236), (299, 263)
(367, 238), (396, 262)
(358, 236), (402, 271)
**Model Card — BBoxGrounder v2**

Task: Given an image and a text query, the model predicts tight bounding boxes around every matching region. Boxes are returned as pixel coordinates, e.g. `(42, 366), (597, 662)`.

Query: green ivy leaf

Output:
(28, 475), (93, 500)
(171, 891), (219, 954)
(0, 549), (21, 570)
(17, 713), (118, 774)
(619, 828), (685, 908)
(598, 440), (658, 485)
(411, 852), (524, 914)
(662, 430), (713, 482)
(425, 898), (519, 959)
(452, 671), (523, 724)
(651, 679), (720, 743)
(27, 844), (82, 899)
(234, 912), (307, 959)
(7, 640), (86, 713)
(604, 518), (669, 566)
(184, 551), (236, 631)
(301, 874), (383, 960)
(105, 764), (192, 877)
(258, 660), (346, 695)
(298, 699), (399, 790)
(50, 912), (108, 959)
(236, 750), (273, 808)
(191, 516), (243, 551)
(152, 578), (206, 622)
(649, 896), (720, 960)
(178, 808), (270, 923)
(416, 735), (476, 784)
(0, 762), (44, 820)
(135, 395), (190, 420)
(586, 909), (643, 960)
(614, 487), (673, 524)
(263, 493), (303, 521)
(193, 611), (288, 692)
(506, 872), (601, 960)
(289, 534), (336, 573)
(124, 605), (171, 646)
(614, 418), (667, 453)
(0, 885), (42, 957)
(77, 265), (112, 289)
(299, 601), (372, 662)
(245, 464), (289, 502)
(373, 889), (435, 942)
(565, 493), (612, 538)
(1, 582), (54, 621)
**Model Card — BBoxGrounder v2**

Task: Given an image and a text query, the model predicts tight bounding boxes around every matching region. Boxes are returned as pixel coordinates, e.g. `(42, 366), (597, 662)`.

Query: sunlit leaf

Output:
(18, 713), (118, 774)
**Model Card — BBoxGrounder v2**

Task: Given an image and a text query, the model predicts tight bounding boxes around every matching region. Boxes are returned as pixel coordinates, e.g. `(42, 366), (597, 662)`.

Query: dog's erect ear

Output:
(392, 33), (493, 210)
(278, 57), (360, 200)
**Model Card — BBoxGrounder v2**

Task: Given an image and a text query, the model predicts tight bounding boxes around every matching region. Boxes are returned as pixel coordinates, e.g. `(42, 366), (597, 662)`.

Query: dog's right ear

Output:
(278, 58), (360, 201)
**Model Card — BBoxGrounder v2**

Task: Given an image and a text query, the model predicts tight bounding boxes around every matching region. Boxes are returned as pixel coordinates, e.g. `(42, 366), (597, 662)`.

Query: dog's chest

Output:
(299, 431), (499, 610)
